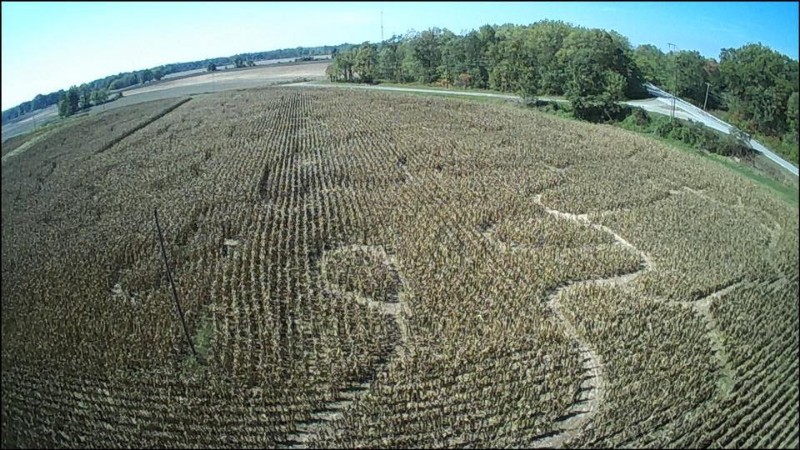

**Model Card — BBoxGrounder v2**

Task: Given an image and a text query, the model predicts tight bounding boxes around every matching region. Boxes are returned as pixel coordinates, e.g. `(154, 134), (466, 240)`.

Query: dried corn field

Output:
(1, 87), (798, 449)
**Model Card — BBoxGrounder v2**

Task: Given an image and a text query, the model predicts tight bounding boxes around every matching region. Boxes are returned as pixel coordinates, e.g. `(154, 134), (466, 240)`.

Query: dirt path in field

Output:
(665, 281), (743, 398)
(281, 245), (411, 449)
(533, 194), (657, 282)
(663, 276), (784, 402)
(531, 189), (761, 446)
(528, 194), (656, 448)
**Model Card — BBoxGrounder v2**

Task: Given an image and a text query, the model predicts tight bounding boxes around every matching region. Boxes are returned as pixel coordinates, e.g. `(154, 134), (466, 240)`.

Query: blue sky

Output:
(2, 1), (798, 111)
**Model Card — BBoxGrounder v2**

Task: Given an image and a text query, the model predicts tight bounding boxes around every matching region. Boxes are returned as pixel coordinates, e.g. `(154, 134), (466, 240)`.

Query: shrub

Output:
(631, 107), (650, 126)
(455, 73), (473, 89)
(571, 98), (632, 124)
(652, 117), (754, 158)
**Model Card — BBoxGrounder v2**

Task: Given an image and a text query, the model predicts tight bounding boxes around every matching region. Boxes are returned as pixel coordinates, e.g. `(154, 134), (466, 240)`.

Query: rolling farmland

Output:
(1, 61), (329, 143)
(1, 87), (798, 448)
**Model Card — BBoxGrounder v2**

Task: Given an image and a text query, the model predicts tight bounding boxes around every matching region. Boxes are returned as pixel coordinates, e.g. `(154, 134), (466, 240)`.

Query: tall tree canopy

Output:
(719, 43), (799, 137)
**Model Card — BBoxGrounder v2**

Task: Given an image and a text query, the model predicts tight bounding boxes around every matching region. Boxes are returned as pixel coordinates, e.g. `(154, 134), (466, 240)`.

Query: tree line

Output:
(2, 44), (355, 124)
(634, 42), (798, 144)
(328, 21), (799, 148)
(56, 85), (117, 118)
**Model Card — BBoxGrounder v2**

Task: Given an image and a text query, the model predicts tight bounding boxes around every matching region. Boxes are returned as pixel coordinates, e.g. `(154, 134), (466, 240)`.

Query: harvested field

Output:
(1, 105), (60, 143)
(1, 61), (329, 143)
(123, 60), (328, 98)
(1, 88), (798, 449)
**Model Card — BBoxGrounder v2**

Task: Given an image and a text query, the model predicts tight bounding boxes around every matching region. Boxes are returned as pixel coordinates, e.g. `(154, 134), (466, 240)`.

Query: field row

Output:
(2, 88), (797, 448)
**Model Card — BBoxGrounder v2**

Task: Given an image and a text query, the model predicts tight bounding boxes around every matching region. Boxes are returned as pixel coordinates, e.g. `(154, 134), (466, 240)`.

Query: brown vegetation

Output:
(2, 88), (797, 448)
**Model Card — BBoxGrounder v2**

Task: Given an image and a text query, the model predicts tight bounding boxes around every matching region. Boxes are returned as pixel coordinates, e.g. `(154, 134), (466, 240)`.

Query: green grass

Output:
(179, 312), (215, 381)
(753, 133), (799, 165)
(699, 151), (798, 206)
(328, 79), (568, 100)
(375, 87), (518, 106)
(376, 81), (509, 95)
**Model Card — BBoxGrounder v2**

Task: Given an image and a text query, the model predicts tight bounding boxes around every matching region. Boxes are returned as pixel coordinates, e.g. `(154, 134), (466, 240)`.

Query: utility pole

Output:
(703, 82), (712, 111)
(668, 43), (677, 122)
(154, 209), (198, 359)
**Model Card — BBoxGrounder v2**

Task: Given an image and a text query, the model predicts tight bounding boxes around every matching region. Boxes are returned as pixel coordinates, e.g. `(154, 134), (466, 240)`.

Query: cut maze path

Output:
(527, 189), (744, 447)
(280, 245), (412, 449)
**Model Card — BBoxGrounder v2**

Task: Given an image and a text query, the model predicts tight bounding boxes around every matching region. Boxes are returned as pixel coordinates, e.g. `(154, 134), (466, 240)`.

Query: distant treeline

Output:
(328, 21), (798, 158)
(2, 44), (354, 124)
(329, 22), (648, 124)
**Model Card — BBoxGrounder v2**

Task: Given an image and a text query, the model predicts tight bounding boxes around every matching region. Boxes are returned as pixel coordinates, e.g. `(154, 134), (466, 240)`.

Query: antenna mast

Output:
(381, 11), (384, 42)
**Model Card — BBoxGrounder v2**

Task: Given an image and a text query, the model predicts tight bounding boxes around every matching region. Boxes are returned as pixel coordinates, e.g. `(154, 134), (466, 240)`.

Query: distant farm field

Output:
(122, 60), (328, 98)
(1, 105), (60, 143)
(1, 61), (329, 143)
(1, 88), (798, 448)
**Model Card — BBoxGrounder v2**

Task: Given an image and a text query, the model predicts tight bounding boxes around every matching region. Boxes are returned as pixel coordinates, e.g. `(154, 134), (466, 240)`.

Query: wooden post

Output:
(703, 82), (711, 111)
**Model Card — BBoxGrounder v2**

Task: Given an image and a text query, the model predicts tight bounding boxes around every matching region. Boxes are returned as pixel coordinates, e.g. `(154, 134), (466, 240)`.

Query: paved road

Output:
(288, 81), (799, 178)
(643, 83), (798, 177)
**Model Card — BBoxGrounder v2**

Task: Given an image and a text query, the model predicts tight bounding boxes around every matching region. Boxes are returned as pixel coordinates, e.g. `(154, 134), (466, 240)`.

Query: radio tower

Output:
(381, 10), (384, 42)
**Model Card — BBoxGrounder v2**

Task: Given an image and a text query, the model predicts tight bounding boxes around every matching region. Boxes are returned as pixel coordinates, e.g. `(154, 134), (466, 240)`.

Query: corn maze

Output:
(1, 87), (798, 448)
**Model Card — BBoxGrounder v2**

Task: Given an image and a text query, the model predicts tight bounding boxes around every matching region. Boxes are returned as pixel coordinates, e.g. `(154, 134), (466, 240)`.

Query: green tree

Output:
(354, 42), (378, 83)
(558, 29), (633, 121)
(140, 69), (154, 83)
(458, 29), (489, 88)
(669, 50), (710, 106)
(32, 94), (47, 111)
(58, 91), (70, 117)
(719, 43), (798, 136)
(400, 40), (423, 83)
(470, 24), (497, 89)
(409, 28), (449, 83)
(333, 49), (355, 81)
(440, 33), (468, 85)
(526, 20), (574, 95)
(329, 49), (356, 82)
(108, 79), (125, 90)
(608, 31), (647, 99)
(91, 89), (108, 106)
(634, 44), (668, 86)
(377, 35), (403, 82)
(65, 85), (80, 116)
(79, 84), (92, 110)
(785, 91), (798, 143)
(207, 62), (217, 72)
(325, 63), (338, 82)
(488, 26), (527, 93)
